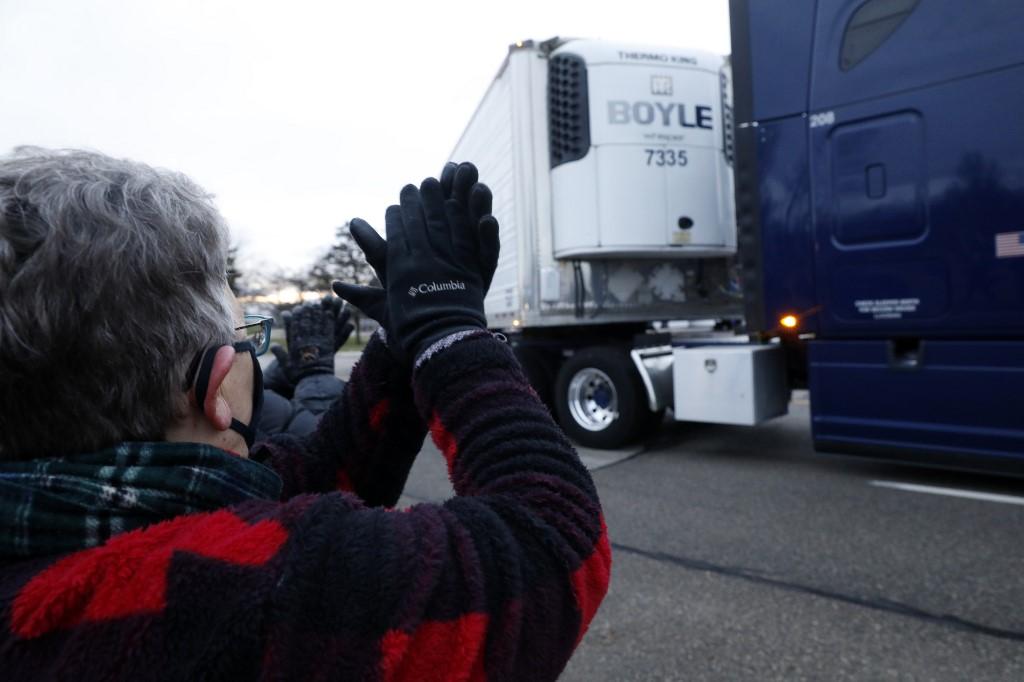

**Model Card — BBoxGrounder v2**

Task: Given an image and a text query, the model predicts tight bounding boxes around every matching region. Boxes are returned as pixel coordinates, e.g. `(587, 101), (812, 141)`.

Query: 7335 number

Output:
(645, 148), (688, 167)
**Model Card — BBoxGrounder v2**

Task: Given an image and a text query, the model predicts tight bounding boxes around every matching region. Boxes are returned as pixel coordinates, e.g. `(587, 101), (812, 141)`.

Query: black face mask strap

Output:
(229, 419), (256, 449)
(186, 343), (262, 450)
(191, 347), (219, 409)
(230, 341), (263, 449)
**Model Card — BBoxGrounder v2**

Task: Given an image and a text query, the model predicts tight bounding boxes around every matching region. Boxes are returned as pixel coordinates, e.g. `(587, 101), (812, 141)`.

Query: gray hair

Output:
(0, 148), (236, 460)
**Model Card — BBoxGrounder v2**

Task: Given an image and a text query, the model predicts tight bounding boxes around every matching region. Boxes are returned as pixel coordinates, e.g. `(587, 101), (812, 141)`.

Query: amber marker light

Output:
(780, 315), (799, 330)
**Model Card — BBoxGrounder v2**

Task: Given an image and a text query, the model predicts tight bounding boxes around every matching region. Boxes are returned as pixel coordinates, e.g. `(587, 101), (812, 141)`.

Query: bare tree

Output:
(306, 221), (379, 342)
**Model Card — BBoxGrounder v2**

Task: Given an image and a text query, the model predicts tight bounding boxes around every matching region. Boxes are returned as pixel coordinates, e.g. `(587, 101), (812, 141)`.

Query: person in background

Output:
(260, 297), (353, 438)
(0, 149), (609, 681)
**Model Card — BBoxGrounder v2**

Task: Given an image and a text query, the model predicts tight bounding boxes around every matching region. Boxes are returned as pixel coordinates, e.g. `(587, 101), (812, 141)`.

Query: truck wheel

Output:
(513, 345), (556, 410)
(554, 346), (645, 449)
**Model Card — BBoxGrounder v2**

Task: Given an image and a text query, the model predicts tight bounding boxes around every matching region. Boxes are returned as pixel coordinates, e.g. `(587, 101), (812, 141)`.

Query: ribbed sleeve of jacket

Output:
(259, 333), (611, 681)
(252, 332), (427, 507)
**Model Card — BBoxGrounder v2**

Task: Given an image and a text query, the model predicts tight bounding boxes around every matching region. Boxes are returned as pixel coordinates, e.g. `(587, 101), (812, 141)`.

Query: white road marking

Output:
(870, 480), (1024, 506)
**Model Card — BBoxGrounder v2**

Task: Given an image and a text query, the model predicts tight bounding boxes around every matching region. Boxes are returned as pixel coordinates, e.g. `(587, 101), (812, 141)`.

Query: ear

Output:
(194, 345), (236, 431)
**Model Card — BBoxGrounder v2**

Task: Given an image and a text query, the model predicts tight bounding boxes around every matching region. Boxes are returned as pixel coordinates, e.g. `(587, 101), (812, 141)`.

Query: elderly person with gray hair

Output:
(0, 148), (609, 681)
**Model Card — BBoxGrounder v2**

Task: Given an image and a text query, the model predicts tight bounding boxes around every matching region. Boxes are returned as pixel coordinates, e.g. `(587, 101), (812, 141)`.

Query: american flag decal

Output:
(995, 231), (1024, 258)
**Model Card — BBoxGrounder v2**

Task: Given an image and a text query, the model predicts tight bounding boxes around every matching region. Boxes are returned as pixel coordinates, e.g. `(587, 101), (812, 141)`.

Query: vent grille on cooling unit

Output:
(548, 54), (591, 168)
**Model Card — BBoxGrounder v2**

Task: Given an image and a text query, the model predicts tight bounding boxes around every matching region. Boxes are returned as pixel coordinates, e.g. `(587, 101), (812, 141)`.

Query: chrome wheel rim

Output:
(567, 368), (619, 432)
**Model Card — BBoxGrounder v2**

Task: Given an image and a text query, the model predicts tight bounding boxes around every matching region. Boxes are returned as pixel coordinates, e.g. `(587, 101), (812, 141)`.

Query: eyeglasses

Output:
(235, 315), (273, 356)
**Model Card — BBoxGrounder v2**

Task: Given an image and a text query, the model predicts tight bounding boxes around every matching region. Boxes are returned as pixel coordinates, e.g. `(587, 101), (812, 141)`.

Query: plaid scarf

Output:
(0, 442), (283, 558)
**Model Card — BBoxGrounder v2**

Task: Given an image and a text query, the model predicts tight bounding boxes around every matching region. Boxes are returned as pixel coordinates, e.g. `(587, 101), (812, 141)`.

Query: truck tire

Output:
(554, 346), (646, 449)
(513, 345), (556, 410)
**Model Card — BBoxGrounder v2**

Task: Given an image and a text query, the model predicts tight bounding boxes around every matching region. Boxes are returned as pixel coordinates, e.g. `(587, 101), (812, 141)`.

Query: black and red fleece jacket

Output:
(0, 332), (610, 681)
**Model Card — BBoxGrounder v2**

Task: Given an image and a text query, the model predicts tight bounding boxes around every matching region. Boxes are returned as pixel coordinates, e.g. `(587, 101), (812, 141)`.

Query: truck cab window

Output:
(840, 0), (919, 71)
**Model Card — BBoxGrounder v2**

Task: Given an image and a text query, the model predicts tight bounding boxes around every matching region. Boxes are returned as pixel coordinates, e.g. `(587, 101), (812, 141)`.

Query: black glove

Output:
(333, 162), (499, 355)
(384, 174), (497, 359)
(333, 302), (356, 350)
(271, 296), (351, 383)
(440, 161), (500, 292)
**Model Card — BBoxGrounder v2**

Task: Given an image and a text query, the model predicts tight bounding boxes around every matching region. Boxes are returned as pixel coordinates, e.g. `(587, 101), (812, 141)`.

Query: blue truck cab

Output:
(729, 0), (1024, 472)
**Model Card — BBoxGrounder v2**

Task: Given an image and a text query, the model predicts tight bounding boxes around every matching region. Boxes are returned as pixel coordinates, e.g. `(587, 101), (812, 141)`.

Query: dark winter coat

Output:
(0, 332), (610, 681)
(261, 372), (346, 439)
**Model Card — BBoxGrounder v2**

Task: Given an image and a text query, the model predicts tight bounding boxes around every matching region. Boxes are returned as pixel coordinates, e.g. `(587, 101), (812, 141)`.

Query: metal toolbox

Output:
(672, 344), (788, 425)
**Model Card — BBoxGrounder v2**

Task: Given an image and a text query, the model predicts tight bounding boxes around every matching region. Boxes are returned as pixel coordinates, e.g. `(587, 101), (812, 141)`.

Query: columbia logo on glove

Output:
(407, 280), (467, 297)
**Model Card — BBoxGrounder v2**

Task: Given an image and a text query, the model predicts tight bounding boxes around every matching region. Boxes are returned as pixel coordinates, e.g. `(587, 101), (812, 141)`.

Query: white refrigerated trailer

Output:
(449, 37), (787, 448)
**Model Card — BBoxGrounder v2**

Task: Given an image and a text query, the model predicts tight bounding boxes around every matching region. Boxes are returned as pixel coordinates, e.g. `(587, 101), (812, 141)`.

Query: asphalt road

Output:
(394, 390), (1024, 681)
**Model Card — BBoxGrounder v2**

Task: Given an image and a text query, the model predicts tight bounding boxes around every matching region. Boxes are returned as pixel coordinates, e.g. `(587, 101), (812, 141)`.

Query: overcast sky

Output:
(0, 0), (730, 274)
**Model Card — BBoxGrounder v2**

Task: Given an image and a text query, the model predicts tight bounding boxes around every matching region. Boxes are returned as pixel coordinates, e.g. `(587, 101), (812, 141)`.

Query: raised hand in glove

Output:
(439, 162), (500, 292)
(385, 173), (499, 359)
(269, 296), (352, 384)
(332, 161), (499, 357)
